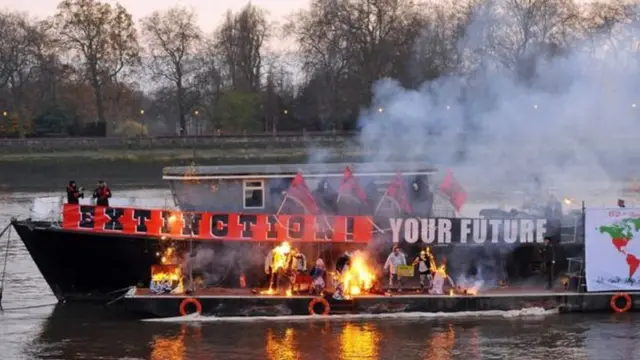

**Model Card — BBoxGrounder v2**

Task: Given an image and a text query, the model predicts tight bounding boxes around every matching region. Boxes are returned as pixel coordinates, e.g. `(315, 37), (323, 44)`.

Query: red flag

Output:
(439, 169), (467, 212)
(378, 171), (412, 214)
(282, 172), (319, 214)
(338, 167), (368, 203)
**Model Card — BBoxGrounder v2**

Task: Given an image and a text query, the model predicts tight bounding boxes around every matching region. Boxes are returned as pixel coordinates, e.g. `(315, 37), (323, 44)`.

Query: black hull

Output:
(12, 219), (584, 304)
(12, 220), (160, 303)
(124, 290), (636, 318)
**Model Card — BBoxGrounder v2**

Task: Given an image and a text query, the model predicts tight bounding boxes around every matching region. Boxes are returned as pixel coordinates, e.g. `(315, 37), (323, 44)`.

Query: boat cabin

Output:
(162, 162), (449, 217)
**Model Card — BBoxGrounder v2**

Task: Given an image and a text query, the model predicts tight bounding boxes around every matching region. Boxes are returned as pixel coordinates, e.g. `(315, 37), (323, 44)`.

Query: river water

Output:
(0, 189), (639, 360)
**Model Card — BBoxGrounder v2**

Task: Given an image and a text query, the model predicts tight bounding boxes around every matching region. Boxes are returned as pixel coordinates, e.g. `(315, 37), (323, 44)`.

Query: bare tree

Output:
(54, 0), (139, 134)
(477, 0), (579, 78)
(0, 12), (52, 137)
(215, 4), (269, 92)
(141, 7), (201, 135)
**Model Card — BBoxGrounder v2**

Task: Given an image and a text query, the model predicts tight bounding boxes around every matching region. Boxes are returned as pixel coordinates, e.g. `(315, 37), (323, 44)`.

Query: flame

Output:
(342, 252), (376, 298)
(260, 242), (294, 295)
(151, 246), (184, 294)
(272, 241), (292, 272)
(285, 289), (292, 297)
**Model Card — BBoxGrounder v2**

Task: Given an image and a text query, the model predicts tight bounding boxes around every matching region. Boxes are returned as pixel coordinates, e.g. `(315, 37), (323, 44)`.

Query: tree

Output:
(54, 0), (139, 135)
(214, 4), (269, 93)
(141, 7), (201, 135)
(0, 12), (52, 137)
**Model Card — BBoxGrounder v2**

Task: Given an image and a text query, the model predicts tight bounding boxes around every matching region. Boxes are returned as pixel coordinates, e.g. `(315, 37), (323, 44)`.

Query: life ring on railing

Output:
(610, 293), (632, 313)
(179, 297), (202, 316)
(308, 297), (330, 316)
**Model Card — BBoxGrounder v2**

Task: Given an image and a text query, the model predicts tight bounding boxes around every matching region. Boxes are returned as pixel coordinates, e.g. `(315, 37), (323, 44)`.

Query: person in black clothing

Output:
(618, 199), (626, 208)
(93, 180), (112, 207)
(336, 252), (352, 275)
(66, 181), (84, 204)
(543, 237), (556, 290)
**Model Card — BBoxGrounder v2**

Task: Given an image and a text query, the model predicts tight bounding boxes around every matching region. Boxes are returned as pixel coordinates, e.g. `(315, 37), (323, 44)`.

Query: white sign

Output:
(585, 208), (640, 291)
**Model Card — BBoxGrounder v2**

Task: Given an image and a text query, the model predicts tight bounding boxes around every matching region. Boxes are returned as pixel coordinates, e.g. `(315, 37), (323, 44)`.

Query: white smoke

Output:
(355, 0), (640, 211)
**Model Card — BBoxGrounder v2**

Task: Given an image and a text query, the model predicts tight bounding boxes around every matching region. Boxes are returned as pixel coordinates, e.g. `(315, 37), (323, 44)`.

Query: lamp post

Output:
(193, 110), (199, 135)
(139, 109), (145, 136)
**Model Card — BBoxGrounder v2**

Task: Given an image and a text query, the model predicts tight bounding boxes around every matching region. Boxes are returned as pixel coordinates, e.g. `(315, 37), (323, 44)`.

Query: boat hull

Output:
(11, 219), (584, 304)
(123, 287), (637, 318)
(12, 220), (159, 302)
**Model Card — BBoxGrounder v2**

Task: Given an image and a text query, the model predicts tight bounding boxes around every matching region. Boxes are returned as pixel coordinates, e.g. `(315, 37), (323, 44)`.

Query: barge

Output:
(11, 161), (588, 312)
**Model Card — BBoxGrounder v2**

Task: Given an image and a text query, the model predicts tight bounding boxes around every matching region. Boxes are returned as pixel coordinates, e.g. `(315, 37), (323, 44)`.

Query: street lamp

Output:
(139, 109), (145, 136)
(283, 109), (288, 115)
(377, 107), (383, 113)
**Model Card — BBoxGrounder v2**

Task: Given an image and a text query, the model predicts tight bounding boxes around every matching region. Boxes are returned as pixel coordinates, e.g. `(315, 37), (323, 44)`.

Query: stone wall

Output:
(0, 132), (357, 153)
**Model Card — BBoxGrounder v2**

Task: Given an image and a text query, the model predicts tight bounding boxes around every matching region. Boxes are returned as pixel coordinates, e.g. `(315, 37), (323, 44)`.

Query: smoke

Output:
(354, 1), (640, 208)
(304, 0), (640, 289)
(184, 244), (268, 286)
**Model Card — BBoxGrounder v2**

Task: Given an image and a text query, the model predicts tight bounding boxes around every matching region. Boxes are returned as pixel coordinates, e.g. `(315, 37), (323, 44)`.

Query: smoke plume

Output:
(355, 0), (640, 211)
(324, 0), (640, 288)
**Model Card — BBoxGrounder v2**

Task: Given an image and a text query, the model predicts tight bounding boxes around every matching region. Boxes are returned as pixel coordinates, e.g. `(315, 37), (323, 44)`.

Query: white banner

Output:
(585, 208), (640, 291)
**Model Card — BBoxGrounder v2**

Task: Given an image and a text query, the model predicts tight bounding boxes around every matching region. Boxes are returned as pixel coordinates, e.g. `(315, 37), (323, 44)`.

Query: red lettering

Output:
(60, 204), (374, 244)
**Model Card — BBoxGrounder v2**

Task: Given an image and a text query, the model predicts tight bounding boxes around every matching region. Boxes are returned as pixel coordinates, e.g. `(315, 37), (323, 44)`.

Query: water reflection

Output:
(339, 323), (380, 360)
(150, 324), (202, 360)
(425, 324), (455, 360)
(265, 327), (300, 360)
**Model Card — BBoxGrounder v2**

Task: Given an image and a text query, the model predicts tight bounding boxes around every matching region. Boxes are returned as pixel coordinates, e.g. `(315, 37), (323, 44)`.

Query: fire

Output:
(150, 264), (184, 294)
(342, 251), (376, 298)
(260, 242), (294, 296)
(151, 246), (184, 294)
(272, 241), (292, 272)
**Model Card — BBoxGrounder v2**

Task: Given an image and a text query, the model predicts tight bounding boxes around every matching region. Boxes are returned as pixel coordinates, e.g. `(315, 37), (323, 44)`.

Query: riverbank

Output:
(0, 148), (365, 192)
(0, 132), (355, 155)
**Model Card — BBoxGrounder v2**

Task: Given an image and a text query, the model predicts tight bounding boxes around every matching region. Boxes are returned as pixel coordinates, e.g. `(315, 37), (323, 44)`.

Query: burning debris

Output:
(150, 246), (184, 294)
(341, 251), (377, 298)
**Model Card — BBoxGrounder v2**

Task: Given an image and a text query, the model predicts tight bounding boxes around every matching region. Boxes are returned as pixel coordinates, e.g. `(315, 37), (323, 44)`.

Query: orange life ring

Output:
(179, 297), (203, 316)
(610, 293), (632, 313)
(308, 297), (330, 316)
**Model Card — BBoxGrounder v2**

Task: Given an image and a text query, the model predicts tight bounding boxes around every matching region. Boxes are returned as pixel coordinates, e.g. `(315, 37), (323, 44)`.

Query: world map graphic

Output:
(599, 217), (640, 278)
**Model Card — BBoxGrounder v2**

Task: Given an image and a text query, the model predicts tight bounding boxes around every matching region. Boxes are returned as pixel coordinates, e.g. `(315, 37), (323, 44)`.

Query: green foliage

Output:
(213, 91), (262, 132)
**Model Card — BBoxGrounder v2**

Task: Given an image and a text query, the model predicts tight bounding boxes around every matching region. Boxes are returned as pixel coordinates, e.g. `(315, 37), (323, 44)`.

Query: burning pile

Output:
(424, 247), (478, 296)
(150, 246), (184, 294)
(342, 251), (377, 297)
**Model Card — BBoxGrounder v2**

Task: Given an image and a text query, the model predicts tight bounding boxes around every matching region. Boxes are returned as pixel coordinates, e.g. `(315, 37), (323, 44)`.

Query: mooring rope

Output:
(0, 223), (13, 312)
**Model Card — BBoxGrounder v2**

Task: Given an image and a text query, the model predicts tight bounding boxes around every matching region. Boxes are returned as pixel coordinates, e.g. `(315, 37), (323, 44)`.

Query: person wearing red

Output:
(92, 180), (112, 207)
(66, 180), (84, 204)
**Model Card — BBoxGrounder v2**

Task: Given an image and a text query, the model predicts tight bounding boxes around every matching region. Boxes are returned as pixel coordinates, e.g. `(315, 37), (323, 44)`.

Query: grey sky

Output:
(0, 0), (307, 32)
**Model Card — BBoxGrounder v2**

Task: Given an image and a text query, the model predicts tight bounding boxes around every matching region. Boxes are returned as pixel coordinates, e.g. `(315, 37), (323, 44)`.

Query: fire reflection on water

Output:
(150, 324), (201, 360)
(339, 323), (380, 360)
(425, 324), (456, 360)
(265, 328), (300, 360)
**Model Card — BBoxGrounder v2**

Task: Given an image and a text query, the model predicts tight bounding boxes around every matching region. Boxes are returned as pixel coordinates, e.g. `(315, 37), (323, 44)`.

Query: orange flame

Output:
(342, 251), (376, 298)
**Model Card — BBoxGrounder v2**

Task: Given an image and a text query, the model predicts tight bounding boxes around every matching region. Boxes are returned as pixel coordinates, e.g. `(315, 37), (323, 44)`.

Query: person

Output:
(310, 258), (327, 294)
(290, 250), (307, 274)
(543, 237), (556, 290)
(93, 180), (112, 207)
(66, 181), (84, 205)
(618, 199), (626, 208)
(384, 245), (407, 292)
(412, 250), (431, 292)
